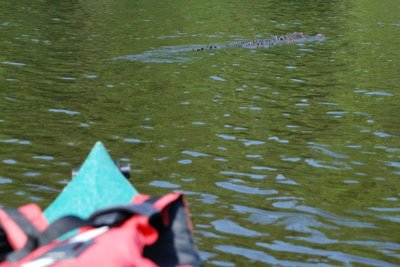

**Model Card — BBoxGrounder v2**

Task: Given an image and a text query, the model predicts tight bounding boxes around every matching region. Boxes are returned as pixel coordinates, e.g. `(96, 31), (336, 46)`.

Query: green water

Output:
(1, 0), (399, 266)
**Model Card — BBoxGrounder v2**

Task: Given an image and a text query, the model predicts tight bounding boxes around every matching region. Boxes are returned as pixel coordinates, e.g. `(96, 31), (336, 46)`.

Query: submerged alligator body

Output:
(115, 32), (325, 63)
(193, 32), (325, 52)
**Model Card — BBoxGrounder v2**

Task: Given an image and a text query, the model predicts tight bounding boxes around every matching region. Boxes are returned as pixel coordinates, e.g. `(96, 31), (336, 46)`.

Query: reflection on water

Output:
(1, 0), (400, 266)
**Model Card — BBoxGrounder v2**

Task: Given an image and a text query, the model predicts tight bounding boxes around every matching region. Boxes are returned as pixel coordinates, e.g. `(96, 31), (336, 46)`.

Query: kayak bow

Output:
(44, 142), (138, 223)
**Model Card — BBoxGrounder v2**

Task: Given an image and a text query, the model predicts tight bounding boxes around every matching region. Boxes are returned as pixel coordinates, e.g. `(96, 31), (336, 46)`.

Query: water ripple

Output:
(308, 143), (349, 159)
(257, 241), (398, 267)
(276, 174), (298, 185)
(220, 171), (267, 180)
(1, 61), (26, 66)
(216, 134), (236, 140)
(211, 219), (263, 237)
(231, 204), (368, 241)
(387, 162), (400, 168)
(33, 155), (54, 161)
(0, 139), (31, 145)
(239, 139), (265, 146)
(183, 191), (219, 204)
(295, 205), (376, 228)
(268, 136), (289, 144)
(354, 89), (393, 96)
(373, 131), (396, 138)
(2, 159), (17, 165)
(149, 180), (181, 189)
(216, 182), (278, 195)
(0, 177), (12, 184)
(178, 159), (192, 165)
(251, 165), (277, 171)
(304, 159), (352, 170)
(215, 245), (328, 267)
(182, 150), (209, 157)
(48, 109), (79, 115)
(210, 76), (226, 82)
(124, 138), (152, 144)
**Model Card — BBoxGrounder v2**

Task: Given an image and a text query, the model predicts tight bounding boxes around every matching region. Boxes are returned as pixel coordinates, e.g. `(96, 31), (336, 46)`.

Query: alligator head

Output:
(284, 32), (325, 43)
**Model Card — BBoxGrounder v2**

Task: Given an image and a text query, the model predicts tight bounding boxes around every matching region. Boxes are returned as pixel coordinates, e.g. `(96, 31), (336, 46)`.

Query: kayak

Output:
(44, 141), (138, 223)
(0, 142), (202, 267)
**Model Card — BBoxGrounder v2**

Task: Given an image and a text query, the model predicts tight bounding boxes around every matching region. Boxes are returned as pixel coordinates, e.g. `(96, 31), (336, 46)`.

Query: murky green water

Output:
(1, 0), (399, 266)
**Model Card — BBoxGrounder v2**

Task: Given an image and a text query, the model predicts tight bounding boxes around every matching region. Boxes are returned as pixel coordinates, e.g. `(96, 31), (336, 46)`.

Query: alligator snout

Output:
(315, 33), (326, 41)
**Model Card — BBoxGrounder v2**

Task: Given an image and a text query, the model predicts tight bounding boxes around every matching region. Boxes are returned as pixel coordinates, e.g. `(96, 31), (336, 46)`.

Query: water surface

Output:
(1, 0), (399, 266)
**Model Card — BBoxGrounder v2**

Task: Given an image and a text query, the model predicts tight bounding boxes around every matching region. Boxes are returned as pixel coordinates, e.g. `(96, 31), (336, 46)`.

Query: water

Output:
(1, 0), (400, 266)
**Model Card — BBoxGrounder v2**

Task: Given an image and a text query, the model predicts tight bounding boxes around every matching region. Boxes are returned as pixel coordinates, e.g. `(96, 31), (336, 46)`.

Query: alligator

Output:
(114, 32), (325, 63)
(192, 32), (325, 52)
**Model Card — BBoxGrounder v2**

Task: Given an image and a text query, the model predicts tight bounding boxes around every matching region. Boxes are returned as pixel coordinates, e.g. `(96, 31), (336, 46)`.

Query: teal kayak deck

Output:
(44, 142), (138, 223)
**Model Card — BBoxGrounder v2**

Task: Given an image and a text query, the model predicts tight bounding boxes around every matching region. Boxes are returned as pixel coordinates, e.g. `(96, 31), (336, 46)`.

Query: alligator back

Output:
(193, 32), (325, 51)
